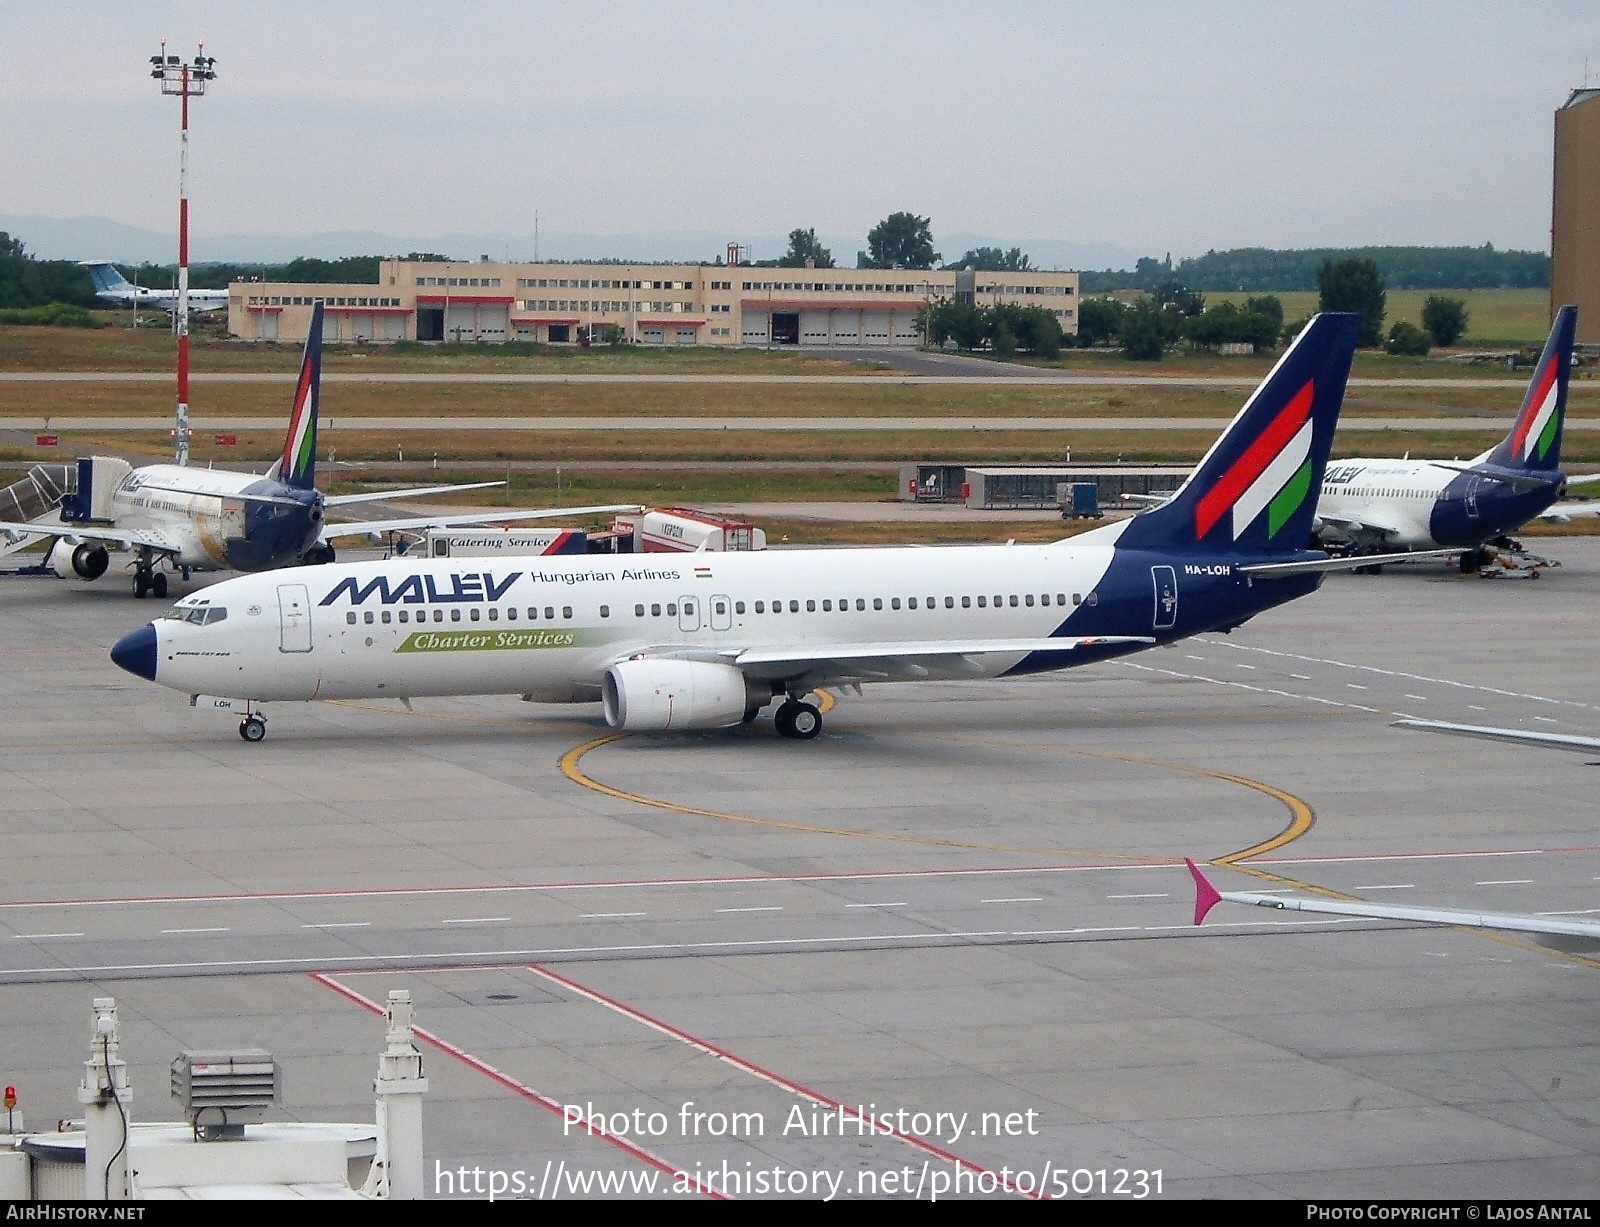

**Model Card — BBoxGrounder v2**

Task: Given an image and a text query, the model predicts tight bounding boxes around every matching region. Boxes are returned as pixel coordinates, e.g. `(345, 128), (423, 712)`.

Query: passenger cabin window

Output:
(872, 598), (883, 611)
(346, 612), (357, 625)
(600, 605), (610, 618)
(563, 607), (573, 619)
(450, 609), (461, 622)
(754, 601), (765, 613)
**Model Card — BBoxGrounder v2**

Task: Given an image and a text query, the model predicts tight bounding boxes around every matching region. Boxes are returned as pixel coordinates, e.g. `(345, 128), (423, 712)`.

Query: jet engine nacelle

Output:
(602, 659), (766, 731)
(47, 539), (110, 581)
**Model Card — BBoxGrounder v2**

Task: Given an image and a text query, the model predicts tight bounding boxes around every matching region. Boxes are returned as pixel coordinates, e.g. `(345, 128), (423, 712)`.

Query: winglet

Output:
(1186, 858), (1223, 926)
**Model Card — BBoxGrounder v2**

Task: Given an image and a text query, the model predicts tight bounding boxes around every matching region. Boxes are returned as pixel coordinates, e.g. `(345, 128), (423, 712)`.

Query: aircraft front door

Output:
(1151, 565), (1177, 631)
(277, 583), (312, 653)
(677, 594), (701, 633)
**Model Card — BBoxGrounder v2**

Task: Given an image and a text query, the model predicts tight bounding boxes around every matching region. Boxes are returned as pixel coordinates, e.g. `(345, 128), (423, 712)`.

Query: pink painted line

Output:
(311, 973), (726, 1199)
(526, 962), (1044, 1200)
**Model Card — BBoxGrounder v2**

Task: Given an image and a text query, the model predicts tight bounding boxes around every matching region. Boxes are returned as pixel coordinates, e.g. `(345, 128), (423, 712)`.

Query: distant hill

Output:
(1082, 246), (1549, 293)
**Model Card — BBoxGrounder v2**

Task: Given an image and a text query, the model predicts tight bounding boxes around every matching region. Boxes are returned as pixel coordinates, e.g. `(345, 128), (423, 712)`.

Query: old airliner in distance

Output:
(1, 300), (636, 597)
(111, 313), (1438, 743)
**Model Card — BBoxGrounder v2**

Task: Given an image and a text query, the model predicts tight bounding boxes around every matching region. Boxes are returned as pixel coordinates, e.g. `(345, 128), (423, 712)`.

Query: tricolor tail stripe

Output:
(277, 301), (323, 489)
(1510, 362), (1561, 463)
(1194, 381), (1314, 540)
(282, 361), (318, 483)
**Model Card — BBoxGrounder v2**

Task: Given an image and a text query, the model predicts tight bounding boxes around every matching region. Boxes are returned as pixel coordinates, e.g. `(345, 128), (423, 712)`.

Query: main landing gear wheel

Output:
(773, 699), (822, 740)
(239, 715), (267, 743)
(150, 572), (168, 599)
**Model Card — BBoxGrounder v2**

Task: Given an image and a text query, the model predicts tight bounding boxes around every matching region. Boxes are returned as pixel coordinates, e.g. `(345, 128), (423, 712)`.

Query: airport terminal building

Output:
(227, 253), (1080, 348)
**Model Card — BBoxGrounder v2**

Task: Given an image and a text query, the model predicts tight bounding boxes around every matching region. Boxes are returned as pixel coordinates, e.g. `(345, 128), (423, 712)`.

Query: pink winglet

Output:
(1186, 858), (1223, 926)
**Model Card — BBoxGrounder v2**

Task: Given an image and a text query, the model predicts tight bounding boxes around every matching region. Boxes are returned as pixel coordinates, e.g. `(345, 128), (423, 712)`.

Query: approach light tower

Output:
(150, 41), (217, 467)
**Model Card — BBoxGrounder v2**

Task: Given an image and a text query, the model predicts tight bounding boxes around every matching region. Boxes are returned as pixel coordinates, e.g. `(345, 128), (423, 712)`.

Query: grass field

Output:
(1204, 288), (1552, 346)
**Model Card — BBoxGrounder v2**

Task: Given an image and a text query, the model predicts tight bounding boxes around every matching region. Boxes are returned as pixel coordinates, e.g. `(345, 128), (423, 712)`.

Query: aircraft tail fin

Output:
(81, 262), (130, 294)
(1480, 304), (1577, 474)
(272, 300), (324, 490)
(1110, 312), (1359, 555)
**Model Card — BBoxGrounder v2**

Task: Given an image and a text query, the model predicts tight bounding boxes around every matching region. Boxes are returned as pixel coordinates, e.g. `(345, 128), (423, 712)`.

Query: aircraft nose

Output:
(110, 623), (158, 681)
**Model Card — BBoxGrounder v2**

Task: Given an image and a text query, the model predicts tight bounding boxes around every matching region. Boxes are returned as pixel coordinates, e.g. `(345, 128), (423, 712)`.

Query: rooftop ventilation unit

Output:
(170, 1050), (280, 1140)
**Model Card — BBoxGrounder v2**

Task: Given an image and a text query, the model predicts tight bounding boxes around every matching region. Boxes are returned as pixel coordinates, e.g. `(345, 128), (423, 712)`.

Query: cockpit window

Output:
(160, 603), (228, 626)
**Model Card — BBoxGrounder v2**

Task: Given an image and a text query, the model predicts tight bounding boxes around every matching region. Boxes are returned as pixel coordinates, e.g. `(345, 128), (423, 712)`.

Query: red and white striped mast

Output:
(150, 40), (217, 467)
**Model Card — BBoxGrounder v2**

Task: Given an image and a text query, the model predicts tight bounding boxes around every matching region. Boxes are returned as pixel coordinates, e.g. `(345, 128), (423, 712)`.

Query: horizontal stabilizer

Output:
(318, 502), (645, 544)
(324, 480), (509, 508)
(1429, 461), (1561, 494)
(1237, 547), (1459, 578)
(133, 481), (308, 508)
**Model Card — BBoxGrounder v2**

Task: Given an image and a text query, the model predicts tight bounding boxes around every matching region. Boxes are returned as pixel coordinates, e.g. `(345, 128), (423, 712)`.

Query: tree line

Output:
(1077, 258), (1471, 361)
(1082, 245), (1547, 293)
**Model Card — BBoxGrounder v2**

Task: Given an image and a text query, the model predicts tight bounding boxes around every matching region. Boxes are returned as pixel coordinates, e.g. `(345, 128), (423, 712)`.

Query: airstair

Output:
(0, 464), (74, 563)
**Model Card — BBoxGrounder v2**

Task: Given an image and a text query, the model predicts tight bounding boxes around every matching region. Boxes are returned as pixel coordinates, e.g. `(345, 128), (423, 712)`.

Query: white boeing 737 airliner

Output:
(111, 314), (1440, 742)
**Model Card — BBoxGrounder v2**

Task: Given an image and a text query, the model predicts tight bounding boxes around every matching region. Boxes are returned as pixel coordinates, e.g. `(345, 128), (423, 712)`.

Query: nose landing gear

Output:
(239, 714), (267, 742)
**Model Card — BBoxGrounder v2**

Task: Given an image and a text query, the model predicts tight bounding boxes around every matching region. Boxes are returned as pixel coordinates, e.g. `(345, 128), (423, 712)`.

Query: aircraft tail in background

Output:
(266, 300), (324, 491)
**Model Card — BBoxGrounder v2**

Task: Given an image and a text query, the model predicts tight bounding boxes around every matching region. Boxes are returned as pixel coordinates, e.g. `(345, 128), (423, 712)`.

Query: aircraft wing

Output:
(1186, 858), (1600, 950)
(1537, 500), (1600, 523)
(0, 520), (182, 556)
(1238, 547), (1459, 578)
(1391, 718), (1600, 755)
(1315, 513), (1400, 541)
(318, 503), (644, 545)
(1559, 472), (1600, 493)
(702, 636), (1156, 683)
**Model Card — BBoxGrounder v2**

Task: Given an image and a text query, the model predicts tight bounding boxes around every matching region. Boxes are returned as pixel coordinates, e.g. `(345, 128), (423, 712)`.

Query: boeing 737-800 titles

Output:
(1313, 305), (1591, 571)
(111, 314), (1438, 742)
(1, 301), (636, 597)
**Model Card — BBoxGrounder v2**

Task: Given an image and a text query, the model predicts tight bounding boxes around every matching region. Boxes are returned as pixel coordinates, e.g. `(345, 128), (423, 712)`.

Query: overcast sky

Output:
(4, 2), (1597, 261)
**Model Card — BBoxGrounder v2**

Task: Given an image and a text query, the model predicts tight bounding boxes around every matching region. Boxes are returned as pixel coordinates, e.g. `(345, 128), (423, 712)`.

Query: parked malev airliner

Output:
(0, 301), (636, 597)
(111, 313), (1446, 742)
(1312, 304), (1593, 572)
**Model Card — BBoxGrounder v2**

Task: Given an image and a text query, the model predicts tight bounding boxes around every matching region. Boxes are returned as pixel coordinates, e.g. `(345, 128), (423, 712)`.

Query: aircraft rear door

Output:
(1151, 565), (1177, 631)
(277, 583), (312, 653)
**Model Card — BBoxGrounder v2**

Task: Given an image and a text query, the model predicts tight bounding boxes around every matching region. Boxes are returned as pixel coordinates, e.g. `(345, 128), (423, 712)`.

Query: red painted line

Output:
(525, 963), (1044, 1200)
(311, 973), (726, 1199)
